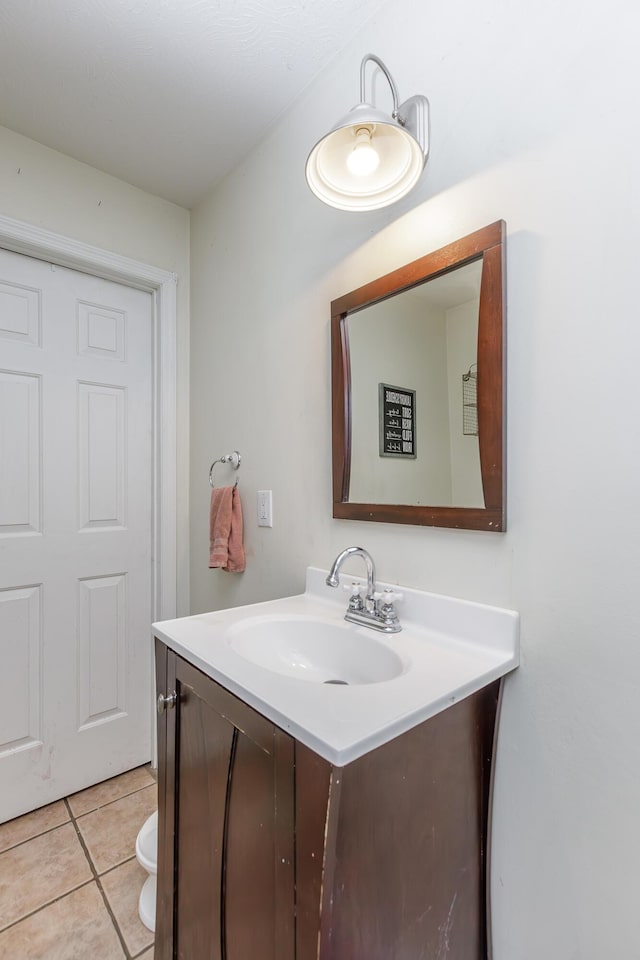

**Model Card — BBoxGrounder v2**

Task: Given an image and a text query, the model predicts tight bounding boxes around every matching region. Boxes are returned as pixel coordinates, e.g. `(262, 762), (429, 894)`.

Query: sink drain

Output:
(324, 679), (349, 685)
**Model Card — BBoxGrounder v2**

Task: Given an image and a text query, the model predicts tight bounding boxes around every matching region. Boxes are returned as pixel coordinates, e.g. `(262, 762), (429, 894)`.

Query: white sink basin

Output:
(225, 614), (404, 685)
(153, 567), (519, 765)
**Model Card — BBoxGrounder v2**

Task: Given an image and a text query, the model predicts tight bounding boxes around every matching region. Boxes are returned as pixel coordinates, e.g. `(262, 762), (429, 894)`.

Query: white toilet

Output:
(135, 811), (158, 932)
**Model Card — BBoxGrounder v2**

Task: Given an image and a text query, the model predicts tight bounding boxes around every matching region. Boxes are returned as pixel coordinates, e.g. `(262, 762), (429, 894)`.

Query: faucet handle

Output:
(344, 581), (365, 612)
(344, 581), (364, 595)
(375, 589), (403, 605)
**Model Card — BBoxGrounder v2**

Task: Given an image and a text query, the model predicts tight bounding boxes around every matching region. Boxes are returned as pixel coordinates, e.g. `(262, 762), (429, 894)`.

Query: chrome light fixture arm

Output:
(359, 55), (429, 157)
(360, 54), (401, 120)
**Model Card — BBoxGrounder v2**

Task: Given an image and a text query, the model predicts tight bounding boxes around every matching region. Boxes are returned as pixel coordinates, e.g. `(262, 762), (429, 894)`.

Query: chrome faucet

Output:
(326, 546), (402, 634)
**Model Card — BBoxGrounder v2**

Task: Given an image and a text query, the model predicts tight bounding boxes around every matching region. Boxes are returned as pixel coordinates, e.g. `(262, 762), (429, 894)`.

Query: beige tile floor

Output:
(0, 766), (156, 959)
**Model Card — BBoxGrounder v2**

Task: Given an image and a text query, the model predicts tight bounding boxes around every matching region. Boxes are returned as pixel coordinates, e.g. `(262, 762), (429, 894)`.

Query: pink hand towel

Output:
(209, 486), (245, 572)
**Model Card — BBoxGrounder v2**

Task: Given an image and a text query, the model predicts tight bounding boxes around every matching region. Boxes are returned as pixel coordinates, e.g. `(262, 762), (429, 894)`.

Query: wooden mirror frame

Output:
(331, 220), (506, 531)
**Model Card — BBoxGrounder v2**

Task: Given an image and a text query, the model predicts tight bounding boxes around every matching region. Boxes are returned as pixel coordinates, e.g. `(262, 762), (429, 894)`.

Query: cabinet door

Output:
(156, 643), (295, 960)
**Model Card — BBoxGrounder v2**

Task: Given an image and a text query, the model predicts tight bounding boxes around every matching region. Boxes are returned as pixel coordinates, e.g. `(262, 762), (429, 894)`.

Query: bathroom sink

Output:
(153, 566), (519, 765)
(225, 614), (404, 685)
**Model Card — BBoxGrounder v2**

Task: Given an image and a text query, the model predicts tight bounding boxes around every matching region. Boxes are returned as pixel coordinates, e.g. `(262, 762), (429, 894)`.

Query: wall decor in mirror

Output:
(331, 221), (506, 531)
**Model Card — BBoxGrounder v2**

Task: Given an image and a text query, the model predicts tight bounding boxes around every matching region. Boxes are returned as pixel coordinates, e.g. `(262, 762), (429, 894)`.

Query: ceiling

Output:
(0, 0), (382, 209)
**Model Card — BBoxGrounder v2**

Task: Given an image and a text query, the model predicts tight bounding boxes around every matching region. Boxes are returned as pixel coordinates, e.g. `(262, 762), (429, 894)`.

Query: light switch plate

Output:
(257, 490), (273, 527)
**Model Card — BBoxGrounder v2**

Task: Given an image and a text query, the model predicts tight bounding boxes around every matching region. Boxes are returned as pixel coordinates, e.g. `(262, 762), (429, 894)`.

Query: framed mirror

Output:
(331, 221), (506, 531)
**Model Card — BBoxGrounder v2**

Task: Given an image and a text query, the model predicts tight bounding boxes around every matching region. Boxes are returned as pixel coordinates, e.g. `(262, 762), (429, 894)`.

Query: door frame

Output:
(0, 212), (178, 623)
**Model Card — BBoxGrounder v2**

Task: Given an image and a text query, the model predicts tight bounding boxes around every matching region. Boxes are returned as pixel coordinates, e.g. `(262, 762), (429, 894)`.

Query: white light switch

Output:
(257, 490), (273, 527)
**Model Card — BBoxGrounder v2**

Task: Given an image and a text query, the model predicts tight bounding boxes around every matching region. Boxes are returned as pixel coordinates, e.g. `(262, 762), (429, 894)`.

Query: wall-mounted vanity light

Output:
(305, 54), (430, 212)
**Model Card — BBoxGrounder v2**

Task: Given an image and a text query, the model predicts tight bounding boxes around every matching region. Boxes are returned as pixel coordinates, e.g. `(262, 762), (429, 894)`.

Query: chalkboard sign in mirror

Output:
(379, 384), (416, 458)
(331, 221), (506, 531)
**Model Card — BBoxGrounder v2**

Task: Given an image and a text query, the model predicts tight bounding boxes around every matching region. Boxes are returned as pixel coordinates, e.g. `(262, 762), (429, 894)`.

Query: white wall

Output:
(348, 293), (452, 505)
(190, 0), (640, 955)
(446, 298), (483, 507)
(0, 125), (191, 613)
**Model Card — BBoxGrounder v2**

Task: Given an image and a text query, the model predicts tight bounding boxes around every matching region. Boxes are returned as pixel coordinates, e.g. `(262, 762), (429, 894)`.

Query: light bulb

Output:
(346, 127), (380, 176)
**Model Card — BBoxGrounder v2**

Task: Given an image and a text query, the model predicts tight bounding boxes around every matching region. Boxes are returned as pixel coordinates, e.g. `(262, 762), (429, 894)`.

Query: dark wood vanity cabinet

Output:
(155, 638), (501, 960)
(155, 641), (295, 960)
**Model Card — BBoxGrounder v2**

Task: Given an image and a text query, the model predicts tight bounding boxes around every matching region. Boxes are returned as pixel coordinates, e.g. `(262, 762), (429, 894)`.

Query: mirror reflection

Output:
(347, 259), (484, 507)
(331, 220), (505, 531)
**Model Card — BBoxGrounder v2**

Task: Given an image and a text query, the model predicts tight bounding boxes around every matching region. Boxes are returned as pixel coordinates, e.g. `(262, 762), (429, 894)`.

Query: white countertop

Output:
(152, 567), (519, 766)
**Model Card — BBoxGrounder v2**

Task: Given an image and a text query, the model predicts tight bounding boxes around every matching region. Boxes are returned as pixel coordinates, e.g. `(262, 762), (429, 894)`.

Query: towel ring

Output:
(209, 450), (241, 488)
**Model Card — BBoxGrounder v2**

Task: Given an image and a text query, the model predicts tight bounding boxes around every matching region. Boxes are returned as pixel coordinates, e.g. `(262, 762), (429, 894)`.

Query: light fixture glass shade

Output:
(306, 103), (425, 211)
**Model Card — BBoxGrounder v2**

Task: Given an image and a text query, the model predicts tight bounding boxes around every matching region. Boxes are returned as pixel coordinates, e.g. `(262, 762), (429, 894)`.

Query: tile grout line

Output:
(69, 778), (156, 821)
(0, 814), (96, 934)
(64, 797), (133, 960)
(0, 781), (154, 857)
(0, 878), (95, 936)
(0, 772), (155, 855)
(0, 773), (155, 954)
(131, 947), (153, 959)
(0, 817), (73, 856)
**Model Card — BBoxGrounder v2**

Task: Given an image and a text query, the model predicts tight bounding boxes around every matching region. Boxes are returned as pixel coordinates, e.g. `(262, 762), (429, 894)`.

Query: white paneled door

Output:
(0, 248), (153, 821)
